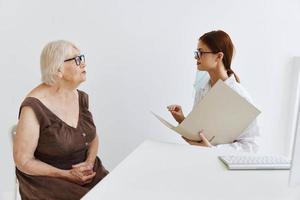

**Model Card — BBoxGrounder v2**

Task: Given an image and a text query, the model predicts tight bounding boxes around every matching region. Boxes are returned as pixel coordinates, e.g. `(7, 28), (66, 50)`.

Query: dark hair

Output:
(199, 30), (240, 83)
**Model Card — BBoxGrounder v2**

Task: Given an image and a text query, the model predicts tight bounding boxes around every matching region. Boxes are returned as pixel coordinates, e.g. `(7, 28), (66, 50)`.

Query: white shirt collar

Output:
(200, 74), (236, 91)
(224, 74), (236, 85)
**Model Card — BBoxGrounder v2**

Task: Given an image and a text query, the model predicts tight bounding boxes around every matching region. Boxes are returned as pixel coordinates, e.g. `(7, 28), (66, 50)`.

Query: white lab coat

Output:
(193, 75), (260, 153)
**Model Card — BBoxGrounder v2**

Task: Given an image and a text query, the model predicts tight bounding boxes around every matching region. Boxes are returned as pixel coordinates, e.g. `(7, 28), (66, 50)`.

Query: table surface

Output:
(82, 140), (300, 200)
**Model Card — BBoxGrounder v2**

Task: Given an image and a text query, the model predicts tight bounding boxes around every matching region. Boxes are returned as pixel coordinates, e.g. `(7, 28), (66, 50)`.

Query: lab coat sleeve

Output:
(214, 119), (260, 153)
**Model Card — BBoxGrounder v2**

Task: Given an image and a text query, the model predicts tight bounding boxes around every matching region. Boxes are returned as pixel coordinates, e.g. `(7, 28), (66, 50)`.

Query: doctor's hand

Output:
(182, 131), (213, 148)
(167, 104), (185, 124)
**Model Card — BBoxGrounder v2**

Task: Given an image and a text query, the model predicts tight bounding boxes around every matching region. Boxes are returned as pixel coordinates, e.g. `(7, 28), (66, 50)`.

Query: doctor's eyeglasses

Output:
(194, 50), (217, 59)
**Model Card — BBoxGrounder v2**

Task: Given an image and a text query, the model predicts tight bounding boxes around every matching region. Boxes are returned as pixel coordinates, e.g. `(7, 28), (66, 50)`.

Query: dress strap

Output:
(78, 90), (89, 110)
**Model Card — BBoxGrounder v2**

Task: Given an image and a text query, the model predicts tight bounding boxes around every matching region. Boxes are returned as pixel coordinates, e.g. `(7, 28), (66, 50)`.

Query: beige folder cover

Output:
(152, 80), (261, 145)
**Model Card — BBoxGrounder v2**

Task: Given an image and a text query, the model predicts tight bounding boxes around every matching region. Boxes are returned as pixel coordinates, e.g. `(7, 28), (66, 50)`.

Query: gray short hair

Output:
(40, 40), (78, 85)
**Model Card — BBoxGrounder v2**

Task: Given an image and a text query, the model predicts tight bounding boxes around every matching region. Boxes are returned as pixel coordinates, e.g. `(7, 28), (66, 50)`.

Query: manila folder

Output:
(152, 80), (261, 145)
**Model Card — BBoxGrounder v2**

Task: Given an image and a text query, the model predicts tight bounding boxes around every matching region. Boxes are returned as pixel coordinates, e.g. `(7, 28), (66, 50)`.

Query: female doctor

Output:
(167, 30), (260, 153)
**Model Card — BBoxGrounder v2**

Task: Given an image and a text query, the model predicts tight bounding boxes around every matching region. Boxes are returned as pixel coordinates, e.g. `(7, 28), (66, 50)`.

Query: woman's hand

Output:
(182, 131), (213, 148)
(62, 161), (96, 185)
(64, 168), (96, 185)
(72, 160), (95, 176)
(167, 104), (185, 123)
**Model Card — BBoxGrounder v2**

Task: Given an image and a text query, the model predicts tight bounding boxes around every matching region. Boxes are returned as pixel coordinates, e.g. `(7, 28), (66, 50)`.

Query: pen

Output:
(209, 136), (215, 142)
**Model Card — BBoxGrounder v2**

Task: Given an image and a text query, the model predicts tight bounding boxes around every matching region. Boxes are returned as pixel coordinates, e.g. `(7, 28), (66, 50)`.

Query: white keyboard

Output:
(219, 155), (291, 170)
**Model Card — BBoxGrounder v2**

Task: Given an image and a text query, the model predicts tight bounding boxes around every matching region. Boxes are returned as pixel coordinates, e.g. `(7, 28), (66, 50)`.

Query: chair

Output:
(10, 125), (21, 200)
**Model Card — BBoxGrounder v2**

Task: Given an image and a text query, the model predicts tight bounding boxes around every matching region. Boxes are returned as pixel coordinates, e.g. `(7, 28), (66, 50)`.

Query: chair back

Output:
(10, 124), (21, 200)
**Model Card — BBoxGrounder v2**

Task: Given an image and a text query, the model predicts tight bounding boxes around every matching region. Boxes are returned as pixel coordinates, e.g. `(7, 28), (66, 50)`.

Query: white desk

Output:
(82, 140), (300, 200)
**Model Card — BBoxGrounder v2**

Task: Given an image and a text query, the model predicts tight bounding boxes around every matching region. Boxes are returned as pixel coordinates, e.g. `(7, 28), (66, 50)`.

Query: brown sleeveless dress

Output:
(16, 90), (109, 200)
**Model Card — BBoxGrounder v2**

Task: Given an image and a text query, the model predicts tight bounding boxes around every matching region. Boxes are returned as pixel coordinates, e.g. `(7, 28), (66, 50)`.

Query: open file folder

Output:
(152, 80), (261, 145)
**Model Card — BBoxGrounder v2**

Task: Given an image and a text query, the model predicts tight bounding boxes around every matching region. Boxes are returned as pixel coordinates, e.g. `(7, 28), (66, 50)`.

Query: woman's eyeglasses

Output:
(64, 55), (85, 66)
(194, 50), (217, 59)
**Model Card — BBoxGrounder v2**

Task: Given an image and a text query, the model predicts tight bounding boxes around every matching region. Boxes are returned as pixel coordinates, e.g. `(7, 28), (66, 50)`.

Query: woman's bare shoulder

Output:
(25, 83), (48, 99)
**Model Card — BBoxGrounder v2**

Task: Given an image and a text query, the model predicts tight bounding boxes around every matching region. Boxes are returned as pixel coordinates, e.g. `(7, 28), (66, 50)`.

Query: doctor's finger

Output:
(199, 133), (212, 147)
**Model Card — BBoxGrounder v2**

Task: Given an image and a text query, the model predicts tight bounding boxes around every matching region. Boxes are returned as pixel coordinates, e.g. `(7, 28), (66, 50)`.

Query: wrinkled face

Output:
(60, 47), (86, 85)
(195, 40), (219, 71)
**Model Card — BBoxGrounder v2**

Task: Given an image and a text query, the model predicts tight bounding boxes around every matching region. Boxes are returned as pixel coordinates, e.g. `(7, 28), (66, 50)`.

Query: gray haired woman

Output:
(13, 40), (108, 200)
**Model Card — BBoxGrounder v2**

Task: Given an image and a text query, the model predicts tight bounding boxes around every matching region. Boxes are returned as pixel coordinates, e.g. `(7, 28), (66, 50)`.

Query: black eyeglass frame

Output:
(64, 54), (85, 66)
(194, 49), (218, 59)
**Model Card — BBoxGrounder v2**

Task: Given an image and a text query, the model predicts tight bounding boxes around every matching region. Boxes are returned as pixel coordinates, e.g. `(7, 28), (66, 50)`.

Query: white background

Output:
(1, 0), (300, 198)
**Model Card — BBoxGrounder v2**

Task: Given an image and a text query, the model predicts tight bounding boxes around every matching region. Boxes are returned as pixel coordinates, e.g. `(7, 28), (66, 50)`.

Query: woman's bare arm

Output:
(14, 106), (97, 185)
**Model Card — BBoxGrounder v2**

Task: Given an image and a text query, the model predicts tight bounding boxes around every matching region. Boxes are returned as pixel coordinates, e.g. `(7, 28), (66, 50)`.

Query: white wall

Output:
(1, 0), (300, 198)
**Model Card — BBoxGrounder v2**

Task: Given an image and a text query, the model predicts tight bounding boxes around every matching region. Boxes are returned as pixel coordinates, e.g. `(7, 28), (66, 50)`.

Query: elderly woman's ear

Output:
(57, 70), (63, 79)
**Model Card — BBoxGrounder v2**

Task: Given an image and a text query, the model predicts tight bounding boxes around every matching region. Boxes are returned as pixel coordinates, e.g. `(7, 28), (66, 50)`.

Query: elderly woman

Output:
(13, 40), (109, 200)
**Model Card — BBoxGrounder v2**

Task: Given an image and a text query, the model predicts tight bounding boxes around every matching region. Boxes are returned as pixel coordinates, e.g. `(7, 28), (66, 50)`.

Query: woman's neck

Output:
(208, 64), (229, 87)
(43, 83), (78, 100)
